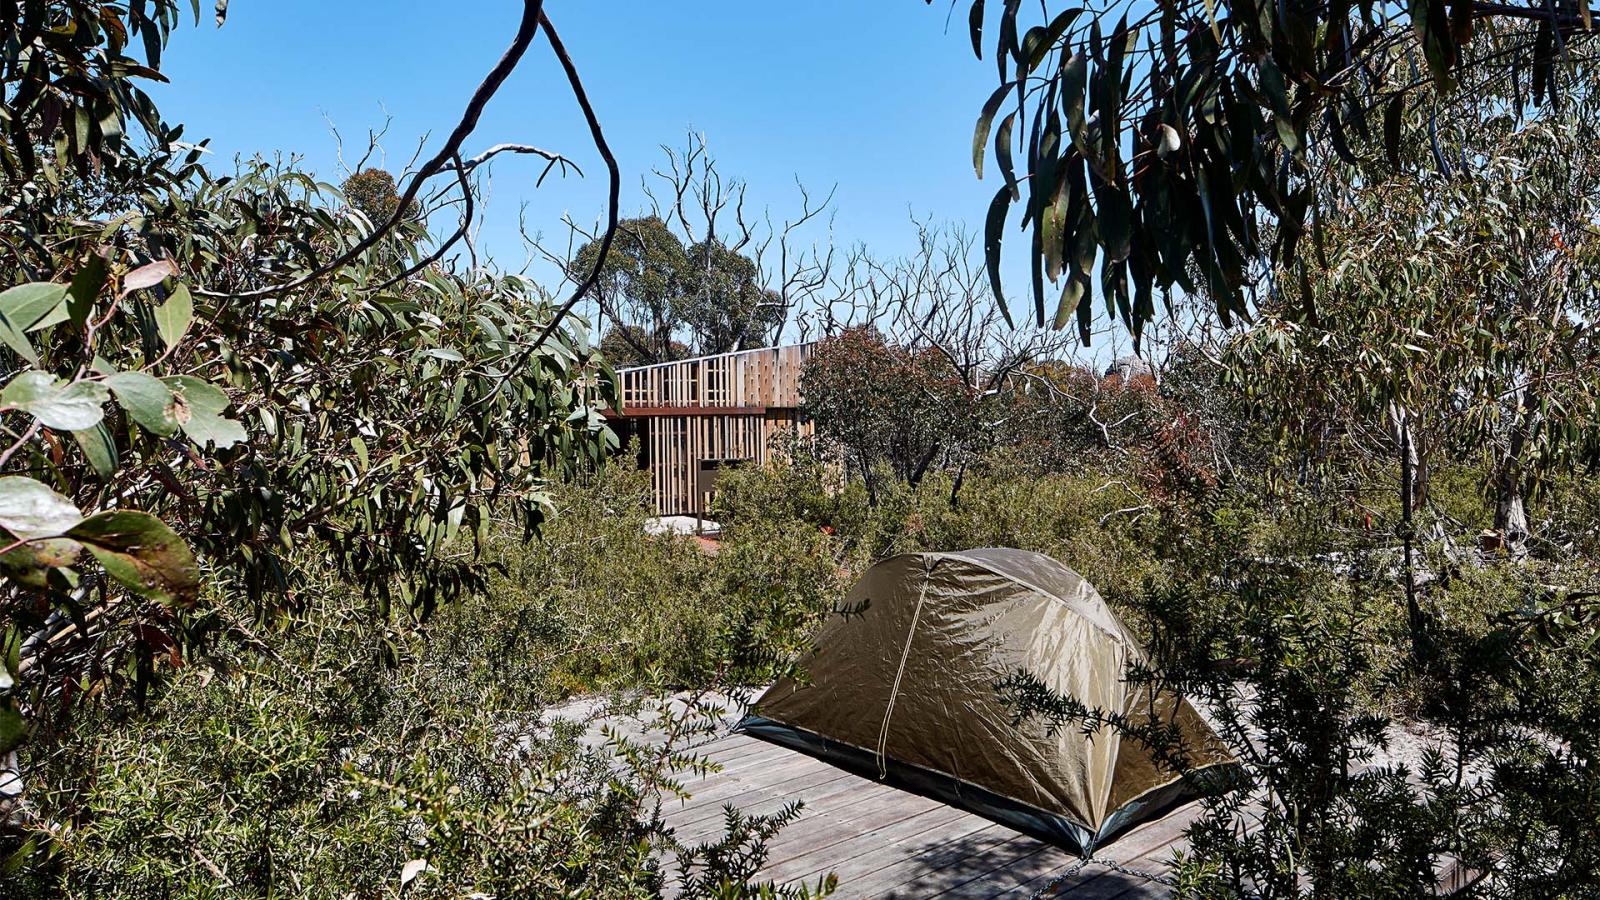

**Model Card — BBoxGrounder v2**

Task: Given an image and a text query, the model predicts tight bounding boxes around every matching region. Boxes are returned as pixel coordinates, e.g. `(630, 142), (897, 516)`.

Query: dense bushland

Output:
(0, 4), (819, 896)
(2, 3), (1598, 897)
(721, 426), (1600, 896)
(10, 394), (1599, 895)
(6, 467), (845, 896)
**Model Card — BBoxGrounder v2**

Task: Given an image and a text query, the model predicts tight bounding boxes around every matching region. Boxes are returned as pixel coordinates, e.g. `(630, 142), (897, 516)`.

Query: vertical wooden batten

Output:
(612, 344), (814, 516)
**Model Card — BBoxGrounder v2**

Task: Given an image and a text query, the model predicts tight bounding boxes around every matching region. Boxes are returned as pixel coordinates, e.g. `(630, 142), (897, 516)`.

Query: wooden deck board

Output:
(806, 819), (1011, 891)
(672, 771), (878, 844)
(918, 840), (1064, 897)
(631, 701), (1473, 897)
(758, 791), (948, 873)
(760, 803), (973, 883)
(659, 731), (1192, 897)
(669, 752), (846, 816)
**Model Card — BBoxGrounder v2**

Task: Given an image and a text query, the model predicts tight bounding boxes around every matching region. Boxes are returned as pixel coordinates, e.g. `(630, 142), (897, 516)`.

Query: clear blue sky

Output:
(150, 1), (1002, 288)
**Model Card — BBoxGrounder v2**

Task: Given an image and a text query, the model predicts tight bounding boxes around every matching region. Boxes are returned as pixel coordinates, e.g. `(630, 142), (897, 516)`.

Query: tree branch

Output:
(531, 10), (621, 351)
(195, 0), (549, 301)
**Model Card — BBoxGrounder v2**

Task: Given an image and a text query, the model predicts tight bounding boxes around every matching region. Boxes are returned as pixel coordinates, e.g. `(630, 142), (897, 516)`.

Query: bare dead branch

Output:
(531, 10), (621, 350)
(196, 0), (551, 301)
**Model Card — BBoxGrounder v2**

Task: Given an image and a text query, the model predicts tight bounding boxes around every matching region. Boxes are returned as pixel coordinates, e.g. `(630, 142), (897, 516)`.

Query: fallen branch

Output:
(1099, 504), (1153, 527)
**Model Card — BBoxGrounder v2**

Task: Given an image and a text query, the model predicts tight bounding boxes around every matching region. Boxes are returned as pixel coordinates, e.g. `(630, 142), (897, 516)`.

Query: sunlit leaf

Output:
(973, 83), (1012, 179)
(164, 375), (246, 449)
(120, 259), (177, 296)
(154, 284), (194, 349)
(0, 283), (70, 332)
(0, 477), (83, 542)
(1, 372), (110, 431)
(68, 511), (201, 607)
(107, 372), (180, 437)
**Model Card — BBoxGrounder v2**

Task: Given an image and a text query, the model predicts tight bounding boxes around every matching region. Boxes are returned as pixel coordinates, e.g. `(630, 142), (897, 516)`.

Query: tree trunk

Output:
(1493, 395), (1533, 558)
(907, 441), (942, 488)
(1493, 467), (1530, 557)
(859, 449), (879, 507)
(948, 460), (968, 508)
(1397, 410), (1429, 667)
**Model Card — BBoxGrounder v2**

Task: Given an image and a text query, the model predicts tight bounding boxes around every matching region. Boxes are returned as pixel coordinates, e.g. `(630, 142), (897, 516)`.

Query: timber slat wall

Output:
(621, 344), (810, 411)
(617, 345), (813, 516)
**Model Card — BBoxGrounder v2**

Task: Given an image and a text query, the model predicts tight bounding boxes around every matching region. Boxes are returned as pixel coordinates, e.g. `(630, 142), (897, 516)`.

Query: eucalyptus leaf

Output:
(0, 477), (83, 541)
(68, 510), (201, 607)
(72, 422), (118, 477)
(154, 284), (194, 348)
(0, 283), (70, 364)
(30, 301), (70, 333)
(107, 371), (180, 437)
(0, 283), (70, 332)
(984, 186), (1016, 328)
(1, 372), (110, 431)
(120, 259), (176, 295)
(1156, 123), (1182, 157)
(0, 534), (84, 590)
(164, 375), (247, 449)
(68, 256), (109, 330)
(0, 319), (35, 365)
(973, 83), (1012, 179)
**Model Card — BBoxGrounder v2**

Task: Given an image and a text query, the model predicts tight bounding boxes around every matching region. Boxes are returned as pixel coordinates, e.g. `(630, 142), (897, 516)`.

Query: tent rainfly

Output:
(735, 548), (1237, 854)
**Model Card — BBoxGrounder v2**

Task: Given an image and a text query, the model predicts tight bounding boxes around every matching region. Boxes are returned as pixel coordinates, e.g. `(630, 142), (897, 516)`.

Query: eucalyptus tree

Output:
(955, 0), (1600, 344)
(0, 0), (621, 787)
(1229, 95), (1600, 559)
(680, 238), (783, 355)
(573, 215), (692, 365)
(565, 136), (836, 363)
(570, 221), (784, 365)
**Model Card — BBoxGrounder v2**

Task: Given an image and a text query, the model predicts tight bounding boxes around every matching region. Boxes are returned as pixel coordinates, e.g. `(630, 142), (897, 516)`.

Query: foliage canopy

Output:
(956, 0), (1599, 343)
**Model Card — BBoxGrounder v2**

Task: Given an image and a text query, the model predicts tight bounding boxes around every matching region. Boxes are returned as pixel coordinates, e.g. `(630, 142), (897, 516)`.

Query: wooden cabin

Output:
(612, 344), (814, 516)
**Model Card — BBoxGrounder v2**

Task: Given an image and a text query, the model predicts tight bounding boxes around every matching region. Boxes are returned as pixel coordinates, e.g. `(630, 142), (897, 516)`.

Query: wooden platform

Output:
(614, 344), (815, 516)
(662, 728), (1189, 898)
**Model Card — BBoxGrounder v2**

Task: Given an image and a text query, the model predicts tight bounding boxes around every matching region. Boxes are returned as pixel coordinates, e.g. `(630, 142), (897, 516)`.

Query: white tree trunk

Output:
(1494, 470), (1530, 557)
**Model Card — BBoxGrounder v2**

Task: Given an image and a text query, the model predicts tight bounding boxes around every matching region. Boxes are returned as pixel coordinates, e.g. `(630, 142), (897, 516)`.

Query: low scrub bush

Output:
(486, 465), (844, 693)
(4, 465), (842, 897)
(12, 573), (664, 897)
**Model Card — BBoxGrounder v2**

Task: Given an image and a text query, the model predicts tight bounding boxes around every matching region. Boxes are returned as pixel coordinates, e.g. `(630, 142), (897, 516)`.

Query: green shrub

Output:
(481, 465), (843, 693)
(5, 466), (842, 898)
(714, 444), (1169, 609)
(13, 573), (663, 898)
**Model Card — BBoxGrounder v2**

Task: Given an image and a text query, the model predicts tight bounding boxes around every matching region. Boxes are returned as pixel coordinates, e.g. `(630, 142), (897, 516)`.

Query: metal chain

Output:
(1029, 855), (1181, 898)
(1029, 857), (1091, 899)
(1096, 856), (1181, 888)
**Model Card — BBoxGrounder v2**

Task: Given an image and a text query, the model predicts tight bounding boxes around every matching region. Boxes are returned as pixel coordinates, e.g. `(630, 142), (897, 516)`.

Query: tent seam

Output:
(922, 550), (1136, 649)
(876, 555), (932, 780)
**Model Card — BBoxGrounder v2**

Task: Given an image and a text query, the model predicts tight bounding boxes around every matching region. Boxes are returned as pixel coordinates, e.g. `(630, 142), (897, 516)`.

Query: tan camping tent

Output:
(736, 548), (1236, 853)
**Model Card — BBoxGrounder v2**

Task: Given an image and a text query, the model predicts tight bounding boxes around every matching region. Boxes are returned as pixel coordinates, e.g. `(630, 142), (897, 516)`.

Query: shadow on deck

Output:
(660, 729), (1185, 898)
